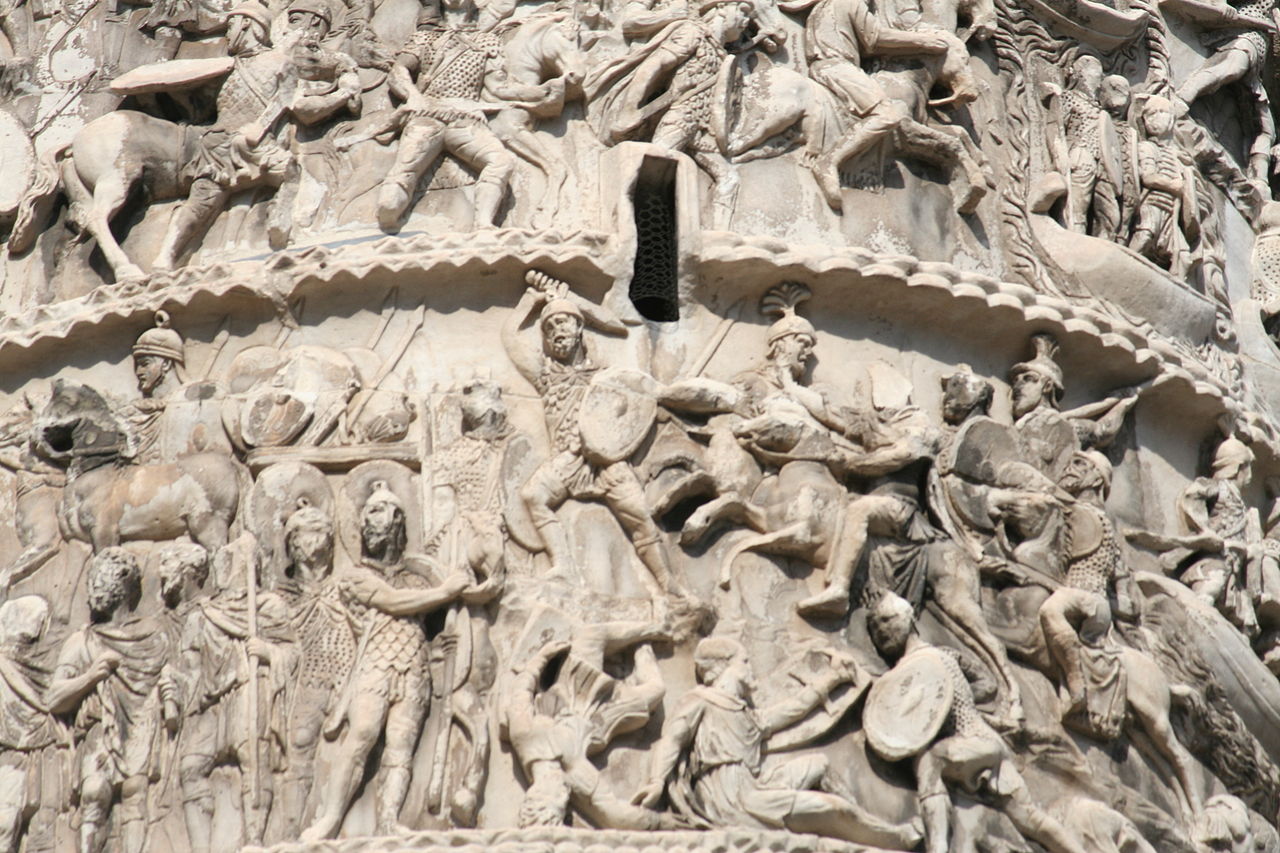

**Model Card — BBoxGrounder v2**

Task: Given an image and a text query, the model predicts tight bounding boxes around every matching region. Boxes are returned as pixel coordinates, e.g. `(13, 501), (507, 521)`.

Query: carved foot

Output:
(796, 588), (850, 618)
(813, 159), (844, 211)
(377, 185), (410, 232)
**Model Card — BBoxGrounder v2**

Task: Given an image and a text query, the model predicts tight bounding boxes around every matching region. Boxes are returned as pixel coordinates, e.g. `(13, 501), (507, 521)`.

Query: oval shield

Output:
(578, 368), (658, 465)
(865, 647), (954, 762)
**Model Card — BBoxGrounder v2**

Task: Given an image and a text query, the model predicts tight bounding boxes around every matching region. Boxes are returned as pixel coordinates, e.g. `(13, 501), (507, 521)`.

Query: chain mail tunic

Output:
(399, 27), (503, 125)
(343, 566), (431, 703)
(1063, 503), (1123, 596)
(534, 359), (598, 456)
(1061, 89), (1103, 157)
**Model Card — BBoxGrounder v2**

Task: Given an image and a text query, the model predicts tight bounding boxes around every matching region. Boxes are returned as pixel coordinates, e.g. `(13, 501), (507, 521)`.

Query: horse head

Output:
(503, 11), (587, 96)
(33, 379), (128, 475)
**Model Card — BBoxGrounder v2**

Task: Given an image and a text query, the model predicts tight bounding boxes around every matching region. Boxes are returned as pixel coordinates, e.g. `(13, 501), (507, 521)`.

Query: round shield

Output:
(246, 462), (334, 583)
(338, 459), (422, 564)
(865, 647), (954, 762)
(109, 56), (235, 95)
(241, 389), (315, 448)
(578, 368), (658, 465)
(501, 432), (545, 552)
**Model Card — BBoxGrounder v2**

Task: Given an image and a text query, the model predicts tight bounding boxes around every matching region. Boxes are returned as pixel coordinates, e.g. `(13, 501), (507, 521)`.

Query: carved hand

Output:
(91, 652), (122, 681)
(631, 780), (665, 808)
(246, 636), (273, 666)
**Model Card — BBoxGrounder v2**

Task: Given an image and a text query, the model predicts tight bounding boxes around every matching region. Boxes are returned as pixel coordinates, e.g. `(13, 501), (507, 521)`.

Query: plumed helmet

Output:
(1009, 333), (1063, 393)
(132, 311), (185, 365)
(761, 281), (816, 345)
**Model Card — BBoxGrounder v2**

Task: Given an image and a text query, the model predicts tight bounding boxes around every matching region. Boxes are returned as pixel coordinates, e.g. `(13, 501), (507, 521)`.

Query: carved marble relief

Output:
(7, 0), (1280, 841)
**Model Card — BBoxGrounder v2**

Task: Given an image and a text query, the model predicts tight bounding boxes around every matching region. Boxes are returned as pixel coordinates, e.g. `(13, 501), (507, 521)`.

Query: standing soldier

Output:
(45, 548), (175, 853)
(0, 596), (60, 853)
(301, 481), (469, 840)
(275, 501), (357, 838)
(171, 535), (296, 852)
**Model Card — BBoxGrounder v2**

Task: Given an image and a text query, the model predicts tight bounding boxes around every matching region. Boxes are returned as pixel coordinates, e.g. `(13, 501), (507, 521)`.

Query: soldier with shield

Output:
(502, 269), (690, 605)
(865, 592), (1087, 853)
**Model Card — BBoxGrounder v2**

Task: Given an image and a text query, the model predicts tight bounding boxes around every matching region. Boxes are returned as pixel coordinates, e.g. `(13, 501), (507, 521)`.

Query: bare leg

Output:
(153, 178), (231, 271)
(301, 692), (390, 841)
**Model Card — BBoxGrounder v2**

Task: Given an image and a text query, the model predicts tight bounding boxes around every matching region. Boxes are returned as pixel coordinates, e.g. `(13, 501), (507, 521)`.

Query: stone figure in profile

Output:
(45, 548), (174, 853)
(1008, 333), (1138, 479)
(632, 635), (923, 849)
(1177, 432), (1261, 634)
(584, 0), (761, 215)
(168, 535), (296, 852)
(301, 480), (469, 840)
(865, 593), (1088, 853)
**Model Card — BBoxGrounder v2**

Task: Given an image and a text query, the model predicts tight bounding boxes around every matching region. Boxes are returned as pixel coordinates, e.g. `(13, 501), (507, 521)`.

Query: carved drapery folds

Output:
(6, 0), (1280, 840)
(0, 277), (1276, 853)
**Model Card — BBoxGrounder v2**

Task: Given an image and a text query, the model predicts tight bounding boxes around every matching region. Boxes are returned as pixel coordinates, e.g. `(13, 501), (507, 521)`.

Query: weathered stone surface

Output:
(4, 0), (1280, 848)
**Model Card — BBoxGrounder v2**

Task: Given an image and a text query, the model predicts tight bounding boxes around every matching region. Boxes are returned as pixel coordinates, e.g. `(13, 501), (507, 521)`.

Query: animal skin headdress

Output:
(761, 281), (815, 345)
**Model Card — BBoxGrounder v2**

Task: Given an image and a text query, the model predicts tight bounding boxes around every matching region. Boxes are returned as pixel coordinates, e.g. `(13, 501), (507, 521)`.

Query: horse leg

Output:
(927, 550), (1024, 725)
(895, 118), (988, 213)
(65, 160), (145, 281)
(1124, 653), (1203, 816)
(691, 151), (740, 224)
(718, 521), (811, 590)
(492, 112), (567, 217)
(154, 178), (231, 271)
(681, 491), (766, 546)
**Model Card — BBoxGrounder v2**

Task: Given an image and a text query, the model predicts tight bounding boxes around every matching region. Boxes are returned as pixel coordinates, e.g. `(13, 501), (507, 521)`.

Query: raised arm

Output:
(502, 287), (548, 383)
(342, 570), (469, 617)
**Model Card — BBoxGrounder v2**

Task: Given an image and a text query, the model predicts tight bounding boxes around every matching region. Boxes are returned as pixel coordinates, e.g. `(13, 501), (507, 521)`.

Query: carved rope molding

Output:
(2, 229), (1271, 453)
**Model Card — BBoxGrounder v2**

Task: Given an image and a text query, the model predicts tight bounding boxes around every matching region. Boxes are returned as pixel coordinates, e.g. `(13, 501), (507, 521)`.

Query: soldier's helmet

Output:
(1009, 333), (1064, 394)
(132, 311), (185, 366)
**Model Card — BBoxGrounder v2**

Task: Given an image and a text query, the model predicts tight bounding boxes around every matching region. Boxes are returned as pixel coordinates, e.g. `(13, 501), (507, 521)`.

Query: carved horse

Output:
(490, 12), (588, 216)
(8, 111), (201, 281)
(0, 394), (64, 589)
(721, 0), (993, 212)
(34, 380), (240, 553)
(987, 483), (1203, 817)
(673, 398), (1024, 724)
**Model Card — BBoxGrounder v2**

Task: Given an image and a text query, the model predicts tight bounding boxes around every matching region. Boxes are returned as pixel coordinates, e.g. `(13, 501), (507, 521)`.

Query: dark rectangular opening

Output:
(629, 157), (679, 322)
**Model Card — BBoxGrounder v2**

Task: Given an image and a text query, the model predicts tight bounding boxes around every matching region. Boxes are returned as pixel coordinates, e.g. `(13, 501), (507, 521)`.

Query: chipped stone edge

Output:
(245, 827), (879, 853)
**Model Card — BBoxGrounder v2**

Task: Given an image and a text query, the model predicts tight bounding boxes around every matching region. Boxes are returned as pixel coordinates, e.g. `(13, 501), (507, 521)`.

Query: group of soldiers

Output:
(0, 271), (1274, 853)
